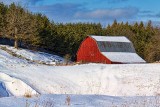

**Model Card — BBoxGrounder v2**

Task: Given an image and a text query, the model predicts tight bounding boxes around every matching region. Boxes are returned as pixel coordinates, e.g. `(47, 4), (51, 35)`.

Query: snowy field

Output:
(0, 95), (160, 107)
(0, 45), (160, 107)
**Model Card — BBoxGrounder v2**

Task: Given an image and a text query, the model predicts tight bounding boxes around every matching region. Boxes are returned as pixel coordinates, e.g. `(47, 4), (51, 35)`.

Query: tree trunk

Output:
(14, 38), (18, 49)
(14, 27), (18, 48)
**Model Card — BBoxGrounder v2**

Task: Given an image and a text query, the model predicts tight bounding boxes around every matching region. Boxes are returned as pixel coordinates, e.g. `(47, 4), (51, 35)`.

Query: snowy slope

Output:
(0, 45), (64, 65)
(0, 45), (160, 106)
(0, 46), (27, 64)
(2, 63), (160, 96)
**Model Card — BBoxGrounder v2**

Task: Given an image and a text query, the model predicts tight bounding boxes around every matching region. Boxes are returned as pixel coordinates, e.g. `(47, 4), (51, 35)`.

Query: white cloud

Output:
(74, 7), (139, 20)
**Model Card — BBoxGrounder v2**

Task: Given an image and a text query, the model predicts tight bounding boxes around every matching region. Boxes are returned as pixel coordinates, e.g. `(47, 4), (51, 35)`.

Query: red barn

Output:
(77, 35), (146, 64)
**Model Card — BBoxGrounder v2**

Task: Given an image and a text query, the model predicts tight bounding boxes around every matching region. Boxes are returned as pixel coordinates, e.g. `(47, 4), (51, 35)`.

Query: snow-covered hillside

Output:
(0, 45), (160, 107)
(0, 45), (64, 65)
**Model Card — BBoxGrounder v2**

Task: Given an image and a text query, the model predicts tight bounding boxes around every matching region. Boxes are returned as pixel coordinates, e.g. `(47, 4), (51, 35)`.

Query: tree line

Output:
(0, 3), (160, 62)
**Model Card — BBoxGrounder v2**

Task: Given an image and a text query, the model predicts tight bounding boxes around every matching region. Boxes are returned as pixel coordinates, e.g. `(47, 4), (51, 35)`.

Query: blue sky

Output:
(0, 0), (160, 26)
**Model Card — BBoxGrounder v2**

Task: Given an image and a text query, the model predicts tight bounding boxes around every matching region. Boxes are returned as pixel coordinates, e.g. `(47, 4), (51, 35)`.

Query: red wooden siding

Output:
(77, 36), (111, 64)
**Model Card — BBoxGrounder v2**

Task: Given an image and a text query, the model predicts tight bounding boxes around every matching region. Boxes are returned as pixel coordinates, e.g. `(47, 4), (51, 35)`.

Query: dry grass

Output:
(24, 90), (33, 98)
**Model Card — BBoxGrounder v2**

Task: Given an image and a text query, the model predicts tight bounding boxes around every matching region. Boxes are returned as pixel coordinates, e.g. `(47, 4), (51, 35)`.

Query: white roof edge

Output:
(89, 35), (131, 43)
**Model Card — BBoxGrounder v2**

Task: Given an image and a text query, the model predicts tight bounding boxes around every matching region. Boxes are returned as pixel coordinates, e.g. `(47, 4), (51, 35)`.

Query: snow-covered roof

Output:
(90, 35), (145, 63)
(102, 52), (146, 63)
(90, 35), (131, 42)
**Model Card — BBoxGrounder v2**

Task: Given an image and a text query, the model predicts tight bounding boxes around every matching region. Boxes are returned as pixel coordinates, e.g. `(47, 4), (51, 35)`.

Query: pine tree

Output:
(0, 3), (7, 36)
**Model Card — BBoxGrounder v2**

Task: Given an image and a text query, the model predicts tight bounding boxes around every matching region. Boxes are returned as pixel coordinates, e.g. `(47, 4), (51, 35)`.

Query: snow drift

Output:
(0, 72), (38, 97)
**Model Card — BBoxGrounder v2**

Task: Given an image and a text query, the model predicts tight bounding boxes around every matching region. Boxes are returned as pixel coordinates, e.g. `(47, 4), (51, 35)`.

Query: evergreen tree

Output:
(0, 3), (7, 36)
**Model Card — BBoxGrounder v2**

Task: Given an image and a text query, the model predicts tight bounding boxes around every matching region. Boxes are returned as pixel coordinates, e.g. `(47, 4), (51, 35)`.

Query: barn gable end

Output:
(77, 35), (146, 64)
(77, 36), (112, 63)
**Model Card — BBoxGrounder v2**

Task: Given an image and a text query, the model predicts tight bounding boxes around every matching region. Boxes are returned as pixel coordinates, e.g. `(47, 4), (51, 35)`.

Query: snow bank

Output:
(0, 72), (38, 97)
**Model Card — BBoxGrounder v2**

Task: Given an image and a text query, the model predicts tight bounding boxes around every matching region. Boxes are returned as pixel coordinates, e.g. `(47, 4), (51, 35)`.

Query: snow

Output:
(0, 72), (38, 97)
(102, 52), (146, 63)
(0, 95), (160, 107)
(0, 45), (64, 65)
(1, 63), (159, 96)
(0, 47), (27, 64)
(90, 35), (130, 42)
(0, 45), (160, 106)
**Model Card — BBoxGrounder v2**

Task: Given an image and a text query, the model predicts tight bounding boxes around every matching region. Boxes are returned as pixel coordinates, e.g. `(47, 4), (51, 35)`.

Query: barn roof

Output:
(102, 52), (145, 63)
(90, 35), (130, 42)
(89, 35), (146, 63)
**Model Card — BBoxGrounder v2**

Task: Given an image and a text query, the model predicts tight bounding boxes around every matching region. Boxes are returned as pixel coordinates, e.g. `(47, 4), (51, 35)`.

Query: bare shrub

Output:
(24, 90), (32, 98)
(65, 95), (71, 106)
(64, 54), (71, 65)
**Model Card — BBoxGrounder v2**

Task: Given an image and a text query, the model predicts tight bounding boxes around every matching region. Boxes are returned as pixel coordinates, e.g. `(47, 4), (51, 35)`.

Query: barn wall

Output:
(77, 37), (111, 64)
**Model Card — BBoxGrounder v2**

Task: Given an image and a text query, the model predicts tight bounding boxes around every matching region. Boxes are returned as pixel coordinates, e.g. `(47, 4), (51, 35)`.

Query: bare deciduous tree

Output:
(5, 3), (38, 48)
